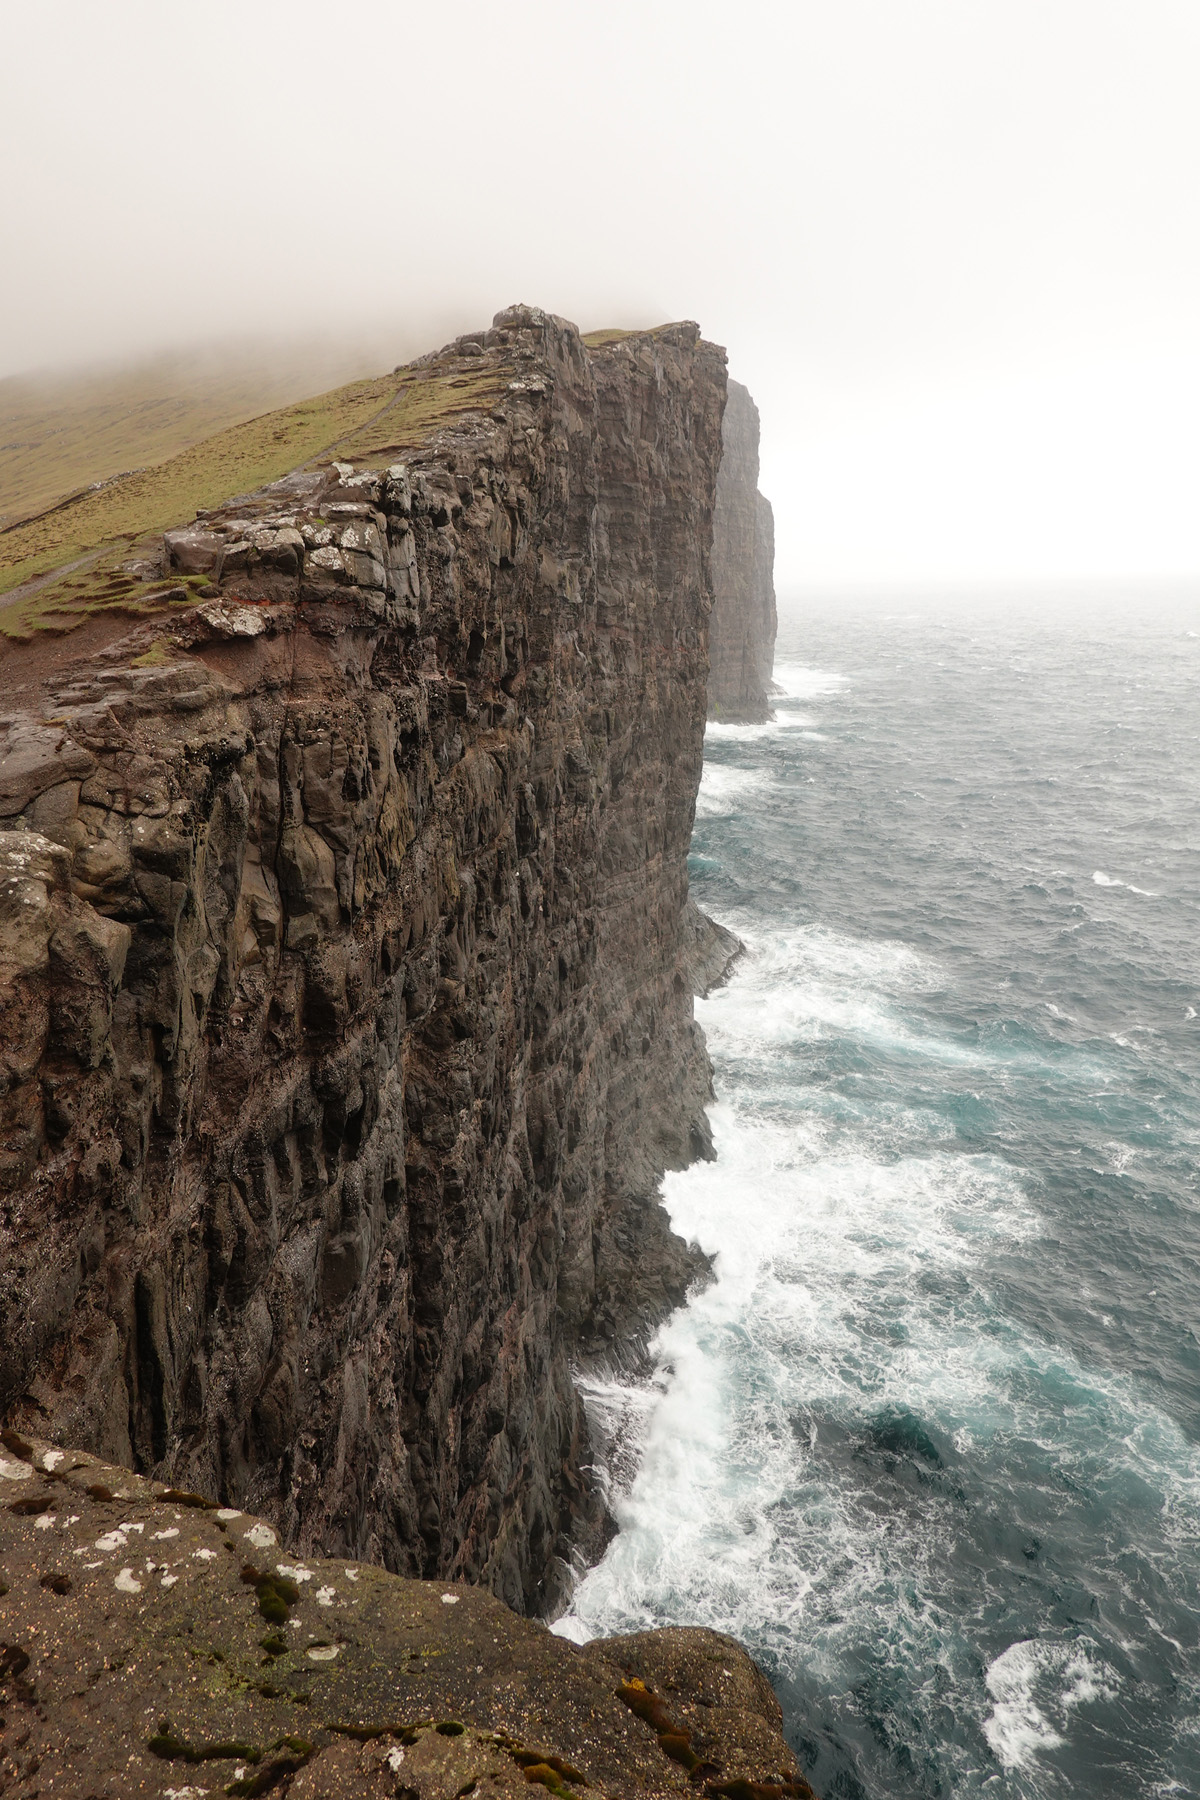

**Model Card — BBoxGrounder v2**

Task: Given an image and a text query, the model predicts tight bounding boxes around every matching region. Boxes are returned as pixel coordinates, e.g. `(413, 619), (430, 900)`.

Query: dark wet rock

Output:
(680, 901), (744, 998)
(0, 309), (727, 1616)
(0, 1436), (810, 1799)
(707, 382), (776, 723)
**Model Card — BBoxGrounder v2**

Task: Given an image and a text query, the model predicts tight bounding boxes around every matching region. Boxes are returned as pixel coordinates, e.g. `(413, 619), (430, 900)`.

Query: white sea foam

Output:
(1092, 870), (1158, 896)
(700, 924), (1107, 1083)
(704, 665), (846, 741)
(983, 1640), (1119, 1771)
(555, 899), (1200, 1787)
(694, 764), (770, 818)
(983, 1641), (1067, 1768)
(771, 662), (847, 702)
(556, 927), (1049, 1658)
(705, 716), (822, 742)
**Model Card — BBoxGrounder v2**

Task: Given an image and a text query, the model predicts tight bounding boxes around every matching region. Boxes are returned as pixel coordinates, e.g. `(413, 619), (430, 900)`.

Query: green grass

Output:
(0, 345), (390, 530)
(0, 562), (210, 642)
(0, 371), (402, 593)
(581, 324), (680, 347)
(0, 357), (510, 637)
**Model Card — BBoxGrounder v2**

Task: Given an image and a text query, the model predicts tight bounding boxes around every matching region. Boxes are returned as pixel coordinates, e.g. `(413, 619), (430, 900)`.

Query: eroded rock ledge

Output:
(0, 1433), (815, 1799)
(707, 382), (777, 723)
(0, 307), (726, 1615)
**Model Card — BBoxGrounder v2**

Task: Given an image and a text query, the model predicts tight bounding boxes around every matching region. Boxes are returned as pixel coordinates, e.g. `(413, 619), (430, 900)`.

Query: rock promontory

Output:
(706, 382), (777, 722)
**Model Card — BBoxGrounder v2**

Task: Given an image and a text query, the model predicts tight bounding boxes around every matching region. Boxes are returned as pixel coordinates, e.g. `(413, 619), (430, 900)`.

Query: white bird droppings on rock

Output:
(34, 1514), (55, 1530)
(95, 1531), (127, 1551)
(0, 1456), (30, 1480)
(161, 1573), (179, 1588)
(243, 1523), (277, 1549)
(114, 1567), (142, 1593)
(41, 1449), (64, 1471)
(306, 1644), (339, 1661)
(193, 1548), (217, 1561)
(441, 1592), (459, 1604)
(216, 1509), (241, 1522)
(315, 1586), (336, 1607)
(276, 1562), (313, 1582)
(386, 1748), (406, 1771)
(152, 1527), (179, 1540)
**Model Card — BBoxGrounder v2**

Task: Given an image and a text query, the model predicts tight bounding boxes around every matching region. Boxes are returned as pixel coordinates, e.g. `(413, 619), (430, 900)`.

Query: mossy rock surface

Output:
(0, 1436), (813, 1799)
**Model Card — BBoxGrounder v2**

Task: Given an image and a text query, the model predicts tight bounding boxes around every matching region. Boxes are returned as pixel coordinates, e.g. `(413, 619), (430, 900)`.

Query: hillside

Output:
(0, 351), (509, 638)
(0, 344), (408, 532)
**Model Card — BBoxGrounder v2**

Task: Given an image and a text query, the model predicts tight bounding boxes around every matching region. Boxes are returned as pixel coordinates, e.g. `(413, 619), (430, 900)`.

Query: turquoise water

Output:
(556, 593), (1200, 1799)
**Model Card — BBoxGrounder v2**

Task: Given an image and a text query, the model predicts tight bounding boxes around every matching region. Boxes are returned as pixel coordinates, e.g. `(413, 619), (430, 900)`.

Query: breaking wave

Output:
(556, 598), (1200, 1799)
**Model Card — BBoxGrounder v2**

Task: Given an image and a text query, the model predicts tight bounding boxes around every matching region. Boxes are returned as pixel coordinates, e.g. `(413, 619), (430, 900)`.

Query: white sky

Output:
(3, 0), (1199, 588)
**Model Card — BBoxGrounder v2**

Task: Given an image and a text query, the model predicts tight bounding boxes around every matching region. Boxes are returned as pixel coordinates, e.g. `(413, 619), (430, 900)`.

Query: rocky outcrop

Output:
(679, 901), (743, 997)
(0, 308), (727, 1617)
(706, 382), (776, 722)
(0, 1432), (816, 1799)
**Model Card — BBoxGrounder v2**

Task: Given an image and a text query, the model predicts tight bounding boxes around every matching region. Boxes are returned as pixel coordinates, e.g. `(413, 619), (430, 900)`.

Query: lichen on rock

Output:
(0, 1433), (812, 1798)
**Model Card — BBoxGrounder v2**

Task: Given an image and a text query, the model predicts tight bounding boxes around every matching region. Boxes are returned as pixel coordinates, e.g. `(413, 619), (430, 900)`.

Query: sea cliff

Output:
(706, 382), (777, 722)
(0, 309), (725, 1618)
(0, 312), (810, 1798)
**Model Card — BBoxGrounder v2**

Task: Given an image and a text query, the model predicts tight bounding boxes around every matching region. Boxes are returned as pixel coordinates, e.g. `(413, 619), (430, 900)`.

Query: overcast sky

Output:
(4, 0), (1199, 590)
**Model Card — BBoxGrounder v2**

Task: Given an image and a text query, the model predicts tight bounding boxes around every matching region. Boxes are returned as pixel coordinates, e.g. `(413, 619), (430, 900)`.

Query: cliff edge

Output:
(0, 1431), (815, 1798)
(0, 307), (726, 1616)
(706, 382), (776, 722)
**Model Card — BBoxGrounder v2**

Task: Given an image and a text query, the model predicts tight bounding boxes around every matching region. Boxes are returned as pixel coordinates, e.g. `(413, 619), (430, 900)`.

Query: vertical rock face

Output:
(707, 380), (777, 721)
(0, 308), (726, 1613)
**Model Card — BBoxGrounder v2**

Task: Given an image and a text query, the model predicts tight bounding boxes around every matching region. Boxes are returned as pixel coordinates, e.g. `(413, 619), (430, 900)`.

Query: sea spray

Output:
(556, 598), (1200, 1800)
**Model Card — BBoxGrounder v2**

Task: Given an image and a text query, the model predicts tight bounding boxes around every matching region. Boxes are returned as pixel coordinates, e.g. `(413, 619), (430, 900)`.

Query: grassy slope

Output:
(580, 324), (680, 347)
(0, 348), (399, 531)
(0, 373), (403, 593)
(0, 326), (686, 641)
(0, 358), (508, 638)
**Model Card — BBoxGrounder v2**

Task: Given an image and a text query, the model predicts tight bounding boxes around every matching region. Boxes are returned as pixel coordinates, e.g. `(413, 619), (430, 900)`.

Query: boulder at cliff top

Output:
(0, 308), (725, 1615)
(707, 381), (777, 722)
(0, 1433), (814, 1799)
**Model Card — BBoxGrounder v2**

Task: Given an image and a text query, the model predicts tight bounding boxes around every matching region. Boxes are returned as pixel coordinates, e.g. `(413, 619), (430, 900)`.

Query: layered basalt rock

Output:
(707, 381), (777, 722)
(0, 308), (726, 1615)
(0, 1433), (813, 1800)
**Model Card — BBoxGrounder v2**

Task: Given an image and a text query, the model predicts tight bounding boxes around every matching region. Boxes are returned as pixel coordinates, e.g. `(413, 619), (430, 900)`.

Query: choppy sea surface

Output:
(555, 591), (1200, 1799)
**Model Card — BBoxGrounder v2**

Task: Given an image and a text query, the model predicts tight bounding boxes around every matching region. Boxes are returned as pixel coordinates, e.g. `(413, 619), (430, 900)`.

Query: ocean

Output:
(555, 591), (1200, 1800)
